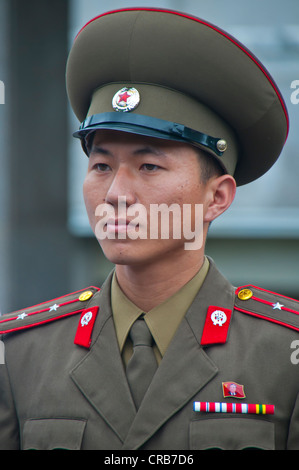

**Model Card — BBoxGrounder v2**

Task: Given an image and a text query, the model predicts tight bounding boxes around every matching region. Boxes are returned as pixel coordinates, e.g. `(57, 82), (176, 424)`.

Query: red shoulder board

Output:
(0, 287), (100, 335)
(235, 285), (299, 332)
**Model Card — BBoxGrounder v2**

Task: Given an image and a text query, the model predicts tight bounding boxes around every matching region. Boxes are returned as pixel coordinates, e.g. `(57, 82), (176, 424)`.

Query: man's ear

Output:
(204, 174), (236, 223)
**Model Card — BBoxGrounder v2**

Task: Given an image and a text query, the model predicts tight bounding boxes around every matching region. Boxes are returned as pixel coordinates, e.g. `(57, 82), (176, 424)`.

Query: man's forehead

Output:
(90, 129), (194, 152)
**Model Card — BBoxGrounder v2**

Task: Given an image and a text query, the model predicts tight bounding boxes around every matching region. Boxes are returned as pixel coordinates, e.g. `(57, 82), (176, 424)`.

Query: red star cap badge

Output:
(112, 87), (140, 112)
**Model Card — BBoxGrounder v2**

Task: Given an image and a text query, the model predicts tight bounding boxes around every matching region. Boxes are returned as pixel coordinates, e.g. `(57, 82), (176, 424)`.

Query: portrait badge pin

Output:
(222, 381), (246, 399)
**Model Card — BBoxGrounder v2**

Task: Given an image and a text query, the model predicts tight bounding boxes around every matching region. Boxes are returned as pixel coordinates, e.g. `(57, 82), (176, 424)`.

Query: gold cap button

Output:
(237, 288), (253, 301)
(79, 290), (94, 302)
(216, 139), (227, 153)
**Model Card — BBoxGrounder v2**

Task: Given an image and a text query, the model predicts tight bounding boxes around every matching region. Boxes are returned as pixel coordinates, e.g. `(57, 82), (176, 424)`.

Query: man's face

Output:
(83, 130), (215, 267)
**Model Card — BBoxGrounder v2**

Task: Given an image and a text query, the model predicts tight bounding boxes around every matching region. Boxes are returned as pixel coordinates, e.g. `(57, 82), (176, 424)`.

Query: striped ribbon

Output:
(193, 402), (274, 415)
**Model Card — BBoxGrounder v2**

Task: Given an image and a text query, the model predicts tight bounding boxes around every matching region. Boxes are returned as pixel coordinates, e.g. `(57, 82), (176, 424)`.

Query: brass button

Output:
(237, 288), (253, 301)
(79, 290), (94, 302)
(216, 139), (227, 153)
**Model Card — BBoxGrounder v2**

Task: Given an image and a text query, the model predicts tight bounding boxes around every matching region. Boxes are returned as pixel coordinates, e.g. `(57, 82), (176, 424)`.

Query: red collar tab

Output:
(201, 306), (232, 346)
(74, 306), (99, 348)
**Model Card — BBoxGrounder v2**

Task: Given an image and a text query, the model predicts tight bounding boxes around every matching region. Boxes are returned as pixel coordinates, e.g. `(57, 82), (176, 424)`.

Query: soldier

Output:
(1, 8), (299, 450)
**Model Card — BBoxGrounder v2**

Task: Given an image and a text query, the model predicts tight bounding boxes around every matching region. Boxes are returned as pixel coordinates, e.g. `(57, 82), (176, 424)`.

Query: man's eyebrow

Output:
(90, 145), (167, 157)
(132, 146), (166, 157)
(90, 145), (111, 156)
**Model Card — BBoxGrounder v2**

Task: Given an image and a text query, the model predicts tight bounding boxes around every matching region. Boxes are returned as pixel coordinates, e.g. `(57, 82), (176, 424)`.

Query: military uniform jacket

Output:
(1, 259), (299, 450)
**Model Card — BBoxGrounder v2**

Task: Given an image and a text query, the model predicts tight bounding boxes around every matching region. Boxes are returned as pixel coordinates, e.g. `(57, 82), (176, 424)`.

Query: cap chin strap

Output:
(73, 112), (226, 159)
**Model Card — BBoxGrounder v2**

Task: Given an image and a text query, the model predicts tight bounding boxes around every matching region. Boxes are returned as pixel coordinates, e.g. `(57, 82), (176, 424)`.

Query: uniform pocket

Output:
(190, 417), (275, 450)
(22, 418), (87, 450)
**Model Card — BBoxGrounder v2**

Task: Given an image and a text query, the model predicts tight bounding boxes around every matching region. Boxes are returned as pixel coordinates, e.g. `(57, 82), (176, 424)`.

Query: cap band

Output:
(74, 112), (225, 158)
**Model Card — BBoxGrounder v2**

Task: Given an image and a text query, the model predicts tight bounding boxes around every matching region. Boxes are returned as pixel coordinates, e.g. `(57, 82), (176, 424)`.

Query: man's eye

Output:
(141, 163), (160, 172)
(95, 163), (110, 172)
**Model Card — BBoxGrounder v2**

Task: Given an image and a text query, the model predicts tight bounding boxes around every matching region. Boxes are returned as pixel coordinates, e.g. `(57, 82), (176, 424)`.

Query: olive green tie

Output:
(126, 316), (158, 409)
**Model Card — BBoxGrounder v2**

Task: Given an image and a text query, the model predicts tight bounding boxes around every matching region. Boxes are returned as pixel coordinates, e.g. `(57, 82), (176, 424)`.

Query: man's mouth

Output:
(105, 218), (140, 235)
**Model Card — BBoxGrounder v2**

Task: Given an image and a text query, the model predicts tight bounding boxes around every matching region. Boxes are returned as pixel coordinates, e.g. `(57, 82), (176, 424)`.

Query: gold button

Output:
(79, 290), (94, 302)
(237, 288), (253, 301)
(216, 139), (227, 153)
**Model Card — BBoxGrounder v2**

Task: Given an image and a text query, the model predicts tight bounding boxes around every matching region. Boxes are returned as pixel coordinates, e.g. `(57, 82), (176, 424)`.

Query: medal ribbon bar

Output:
(193, 402), (274, 415)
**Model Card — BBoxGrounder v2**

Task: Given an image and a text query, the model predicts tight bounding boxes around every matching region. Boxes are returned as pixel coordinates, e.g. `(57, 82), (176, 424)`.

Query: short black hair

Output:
(195, 148), (225, 184)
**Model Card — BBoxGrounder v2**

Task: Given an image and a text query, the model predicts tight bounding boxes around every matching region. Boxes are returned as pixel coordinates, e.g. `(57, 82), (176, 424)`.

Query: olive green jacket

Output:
(1, 259), (299, 450)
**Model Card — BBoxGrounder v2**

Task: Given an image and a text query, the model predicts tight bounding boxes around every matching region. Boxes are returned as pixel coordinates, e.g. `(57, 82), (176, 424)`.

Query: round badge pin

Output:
(211, 310), (227, 326)
(112, 87), (140, 112)
(81, 311), (93, 327)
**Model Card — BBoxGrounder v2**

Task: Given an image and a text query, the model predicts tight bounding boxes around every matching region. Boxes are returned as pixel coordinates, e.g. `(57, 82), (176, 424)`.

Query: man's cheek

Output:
(83, 192), (98, 232)
(94, 204), (115, 240)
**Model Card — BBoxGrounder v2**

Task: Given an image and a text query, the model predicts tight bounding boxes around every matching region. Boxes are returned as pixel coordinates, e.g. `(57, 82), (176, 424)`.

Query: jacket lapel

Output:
(70, 260), (235, 449)
(122, 316), (218, 449)
(70, 274), (136, 443)
(122, 259), (236, 449)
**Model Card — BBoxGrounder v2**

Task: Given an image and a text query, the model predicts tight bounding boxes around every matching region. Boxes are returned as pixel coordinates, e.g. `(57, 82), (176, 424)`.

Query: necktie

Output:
(126, 317), (158, 409)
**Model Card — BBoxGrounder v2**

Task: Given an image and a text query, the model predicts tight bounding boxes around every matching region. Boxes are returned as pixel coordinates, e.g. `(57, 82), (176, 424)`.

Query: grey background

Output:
(0, 0), (298, 314)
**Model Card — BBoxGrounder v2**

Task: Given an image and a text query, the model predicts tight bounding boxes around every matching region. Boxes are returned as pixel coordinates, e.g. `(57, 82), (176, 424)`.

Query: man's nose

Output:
(105, 167), (137, 207)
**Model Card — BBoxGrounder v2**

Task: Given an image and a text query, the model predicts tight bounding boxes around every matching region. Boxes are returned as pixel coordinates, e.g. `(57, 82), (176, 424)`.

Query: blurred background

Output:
(0, 0), (298, 313)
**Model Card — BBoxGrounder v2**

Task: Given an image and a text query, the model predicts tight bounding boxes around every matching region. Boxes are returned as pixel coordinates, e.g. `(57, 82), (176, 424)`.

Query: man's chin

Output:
(98, 241), (141, 266)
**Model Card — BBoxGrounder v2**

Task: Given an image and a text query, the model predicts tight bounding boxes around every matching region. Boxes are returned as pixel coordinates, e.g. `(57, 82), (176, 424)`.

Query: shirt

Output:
(111, 257), (209, 365)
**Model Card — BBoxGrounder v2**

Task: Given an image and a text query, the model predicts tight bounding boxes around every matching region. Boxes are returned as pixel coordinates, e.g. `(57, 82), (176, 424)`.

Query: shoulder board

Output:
(0, 286), (100, 335)
(235, 285), (299, 332)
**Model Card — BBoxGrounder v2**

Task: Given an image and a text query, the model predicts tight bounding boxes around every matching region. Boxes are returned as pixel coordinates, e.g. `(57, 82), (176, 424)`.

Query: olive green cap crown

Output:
(66, 8), (289, 186)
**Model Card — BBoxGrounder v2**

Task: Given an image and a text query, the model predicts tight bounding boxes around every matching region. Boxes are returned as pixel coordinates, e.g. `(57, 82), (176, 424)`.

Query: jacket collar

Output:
(70, 259), (235, 449)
